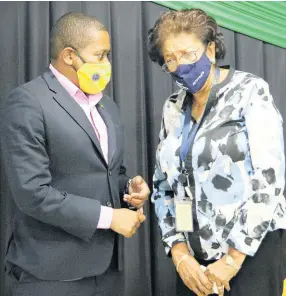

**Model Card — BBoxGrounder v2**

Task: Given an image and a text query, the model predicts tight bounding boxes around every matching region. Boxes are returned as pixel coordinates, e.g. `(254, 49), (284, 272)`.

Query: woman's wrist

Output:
(171, 242), (191, 266)
(227, 247), (247, 266)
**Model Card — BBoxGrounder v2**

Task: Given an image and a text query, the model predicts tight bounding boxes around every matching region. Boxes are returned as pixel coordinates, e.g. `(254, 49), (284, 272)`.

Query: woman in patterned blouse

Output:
(148, 8), (286, 296)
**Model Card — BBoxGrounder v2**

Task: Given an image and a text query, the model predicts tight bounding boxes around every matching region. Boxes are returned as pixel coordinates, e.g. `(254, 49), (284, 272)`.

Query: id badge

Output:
(175, 200), (194, 232)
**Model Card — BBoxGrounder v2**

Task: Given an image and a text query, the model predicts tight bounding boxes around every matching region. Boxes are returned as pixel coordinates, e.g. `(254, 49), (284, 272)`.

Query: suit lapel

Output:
(97, 96), (116, 166)
(42, 70), (107, 166)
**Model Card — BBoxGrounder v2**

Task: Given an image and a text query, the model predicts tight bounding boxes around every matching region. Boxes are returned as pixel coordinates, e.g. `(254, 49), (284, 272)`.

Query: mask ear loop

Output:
(207, 42), (220, 85)
(210, 58), (216, 64)
(205, 41), (216, 64)
(74, 51), (87, 64)
(68, 47), (86, 72)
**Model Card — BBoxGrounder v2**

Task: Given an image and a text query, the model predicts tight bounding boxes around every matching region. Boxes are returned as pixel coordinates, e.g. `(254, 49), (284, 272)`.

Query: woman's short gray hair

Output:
(148, 9), (226, 66)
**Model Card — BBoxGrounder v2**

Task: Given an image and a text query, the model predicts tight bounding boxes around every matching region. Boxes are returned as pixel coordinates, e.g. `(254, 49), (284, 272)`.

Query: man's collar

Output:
(49, 64), (79, 98)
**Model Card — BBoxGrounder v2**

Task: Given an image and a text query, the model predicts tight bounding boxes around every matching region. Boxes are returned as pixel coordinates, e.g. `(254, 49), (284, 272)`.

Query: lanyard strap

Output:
(179, 67), (220, 165)
(180, 108), (200, 163)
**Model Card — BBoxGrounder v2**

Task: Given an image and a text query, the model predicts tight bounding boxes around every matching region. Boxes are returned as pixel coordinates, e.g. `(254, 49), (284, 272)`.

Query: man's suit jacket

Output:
(0, 69), (129, 280)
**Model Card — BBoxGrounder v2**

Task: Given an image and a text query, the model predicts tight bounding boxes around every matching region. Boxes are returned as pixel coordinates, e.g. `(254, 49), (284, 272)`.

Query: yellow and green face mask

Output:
(77, 62), (111, 94)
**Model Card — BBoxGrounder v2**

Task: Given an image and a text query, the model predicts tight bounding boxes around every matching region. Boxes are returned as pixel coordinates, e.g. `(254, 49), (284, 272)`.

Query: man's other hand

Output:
(110, 209), (146, 238)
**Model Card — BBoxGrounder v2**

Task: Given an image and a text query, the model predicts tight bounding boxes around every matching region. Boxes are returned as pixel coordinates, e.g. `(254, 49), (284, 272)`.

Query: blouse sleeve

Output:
(225, 79), (286, 256)
(151, 103), (187, 255)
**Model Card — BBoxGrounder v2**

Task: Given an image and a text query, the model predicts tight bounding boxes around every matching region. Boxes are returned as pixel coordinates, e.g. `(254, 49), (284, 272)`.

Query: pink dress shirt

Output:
(49, 64), (113, 229)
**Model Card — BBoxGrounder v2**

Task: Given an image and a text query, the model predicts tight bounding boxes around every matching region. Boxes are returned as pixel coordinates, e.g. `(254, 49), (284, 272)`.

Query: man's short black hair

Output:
(50, 12), (107, 60)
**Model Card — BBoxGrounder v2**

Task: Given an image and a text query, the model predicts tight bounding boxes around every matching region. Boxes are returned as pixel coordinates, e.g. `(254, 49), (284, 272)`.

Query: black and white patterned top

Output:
(152, 67), (286, 260)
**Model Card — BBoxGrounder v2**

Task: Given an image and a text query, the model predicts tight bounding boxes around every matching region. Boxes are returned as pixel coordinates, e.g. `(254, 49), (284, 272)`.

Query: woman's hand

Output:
(178, 255), (214, 296)
(172, 243), (213, 296)
(205, 250), (246, 296)
(204, 258), (234, 295)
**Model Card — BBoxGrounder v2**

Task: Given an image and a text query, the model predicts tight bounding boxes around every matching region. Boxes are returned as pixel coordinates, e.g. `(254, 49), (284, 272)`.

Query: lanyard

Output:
(180, 108), (200, 164)
(179, 67), (220, 167)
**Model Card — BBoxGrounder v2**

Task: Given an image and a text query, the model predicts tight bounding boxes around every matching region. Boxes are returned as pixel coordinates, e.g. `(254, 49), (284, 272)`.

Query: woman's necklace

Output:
(192, 99), (208, 107)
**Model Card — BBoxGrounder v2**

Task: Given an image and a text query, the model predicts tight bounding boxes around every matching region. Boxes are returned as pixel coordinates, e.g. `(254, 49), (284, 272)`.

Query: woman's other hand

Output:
(172, 243), (213, 296)
(205, 250), (246, 296)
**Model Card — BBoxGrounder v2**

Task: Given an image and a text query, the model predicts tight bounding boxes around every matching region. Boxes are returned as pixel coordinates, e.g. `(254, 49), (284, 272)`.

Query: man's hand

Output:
(123, 176), (150, 209)
(110, 209), (146, 238)
(205, 250), (246, 296)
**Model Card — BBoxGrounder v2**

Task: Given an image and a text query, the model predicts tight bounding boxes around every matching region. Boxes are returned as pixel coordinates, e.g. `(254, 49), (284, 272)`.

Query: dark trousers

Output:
(7, 253), (124, 296)
(177, 230), (285, 296)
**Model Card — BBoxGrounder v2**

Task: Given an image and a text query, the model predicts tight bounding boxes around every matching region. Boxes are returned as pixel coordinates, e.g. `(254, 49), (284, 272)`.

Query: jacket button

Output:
(109, 172), (112, 176)
(106, 201), (112, 207)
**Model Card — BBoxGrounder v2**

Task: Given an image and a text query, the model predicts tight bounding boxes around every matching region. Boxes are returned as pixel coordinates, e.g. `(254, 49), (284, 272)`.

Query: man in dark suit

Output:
(0, 12), (149, 296)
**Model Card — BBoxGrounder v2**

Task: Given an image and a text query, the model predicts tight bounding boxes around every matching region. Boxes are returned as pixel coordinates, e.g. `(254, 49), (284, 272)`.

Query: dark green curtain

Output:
(154, 1), (286, 48)
(0, 2), (285, 296)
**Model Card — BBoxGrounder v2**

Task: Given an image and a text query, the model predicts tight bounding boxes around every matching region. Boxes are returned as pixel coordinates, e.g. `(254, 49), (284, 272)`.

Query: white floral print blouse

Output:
(152, 68), (286, 260)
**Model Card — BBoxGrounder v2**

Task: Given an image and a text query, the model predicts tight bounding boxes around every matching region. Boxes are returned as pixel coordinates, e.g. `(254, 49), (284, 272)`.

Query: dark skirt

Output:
(176, 230), (286, 296)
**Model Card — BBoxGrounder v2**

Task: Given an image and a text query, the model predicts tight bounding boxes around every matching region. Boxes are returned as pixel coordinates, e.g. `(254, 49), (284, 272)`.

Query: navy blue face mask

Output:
(171, 52), (211, 94)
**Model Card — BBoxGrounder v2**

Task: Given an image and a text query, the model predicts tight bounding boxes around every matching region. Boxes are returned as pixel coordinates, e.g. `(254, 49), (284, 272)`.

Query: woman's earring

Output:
(210, 58), (216, 64)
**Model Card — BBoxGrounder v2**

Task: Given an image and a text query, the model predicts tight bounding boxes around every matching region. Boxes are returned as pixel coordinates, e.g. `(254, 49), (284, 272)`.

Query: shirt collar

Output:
(49, 64), (79, 98)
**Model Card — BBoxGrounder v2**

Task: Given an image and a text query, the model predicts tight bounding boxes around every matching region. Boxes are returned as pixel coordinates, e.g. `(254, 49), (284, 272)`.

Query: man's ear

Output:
(61, 47), (76, 66)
